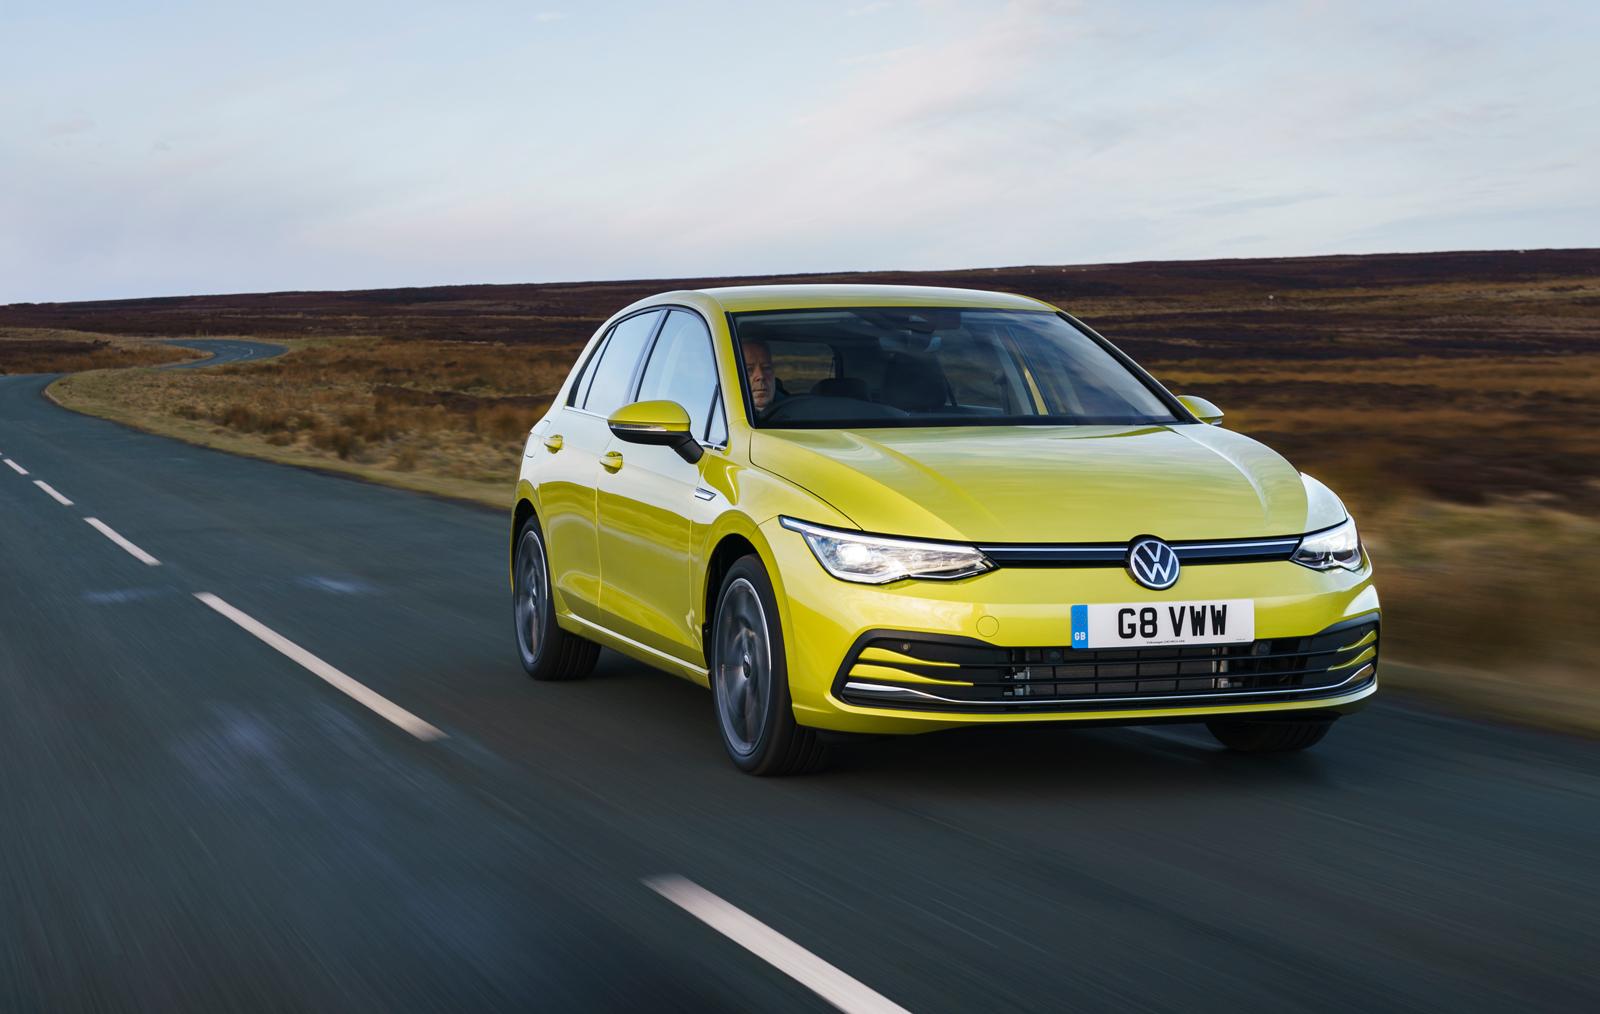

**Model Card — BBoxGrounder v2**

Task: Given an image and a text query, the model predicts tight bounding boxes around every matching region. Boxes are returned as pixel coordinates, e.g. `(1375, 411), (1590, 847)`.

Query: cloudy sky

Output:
(3, 0), (1595, 302)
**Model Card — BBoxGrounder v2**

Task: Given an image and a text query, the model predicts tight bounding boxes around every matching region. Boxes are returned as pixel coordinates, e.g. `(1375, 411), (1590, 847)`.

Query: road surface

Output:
(158, 338), (285, 369)
(1, 340), (1596, 1011)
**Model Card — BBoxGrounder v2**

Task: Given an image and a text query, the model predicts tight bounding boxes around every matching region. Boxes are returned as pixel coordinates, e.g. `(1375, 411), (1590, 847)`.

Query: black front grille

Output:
(976, 534), (1302, 567)
(835, 618), (1378, 712)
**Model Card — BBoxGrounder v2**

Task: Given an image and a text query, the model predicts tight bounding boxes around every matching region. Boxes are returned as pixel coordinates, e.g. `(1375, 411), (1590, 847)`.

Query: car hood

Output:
(750, 424), (1338, 543)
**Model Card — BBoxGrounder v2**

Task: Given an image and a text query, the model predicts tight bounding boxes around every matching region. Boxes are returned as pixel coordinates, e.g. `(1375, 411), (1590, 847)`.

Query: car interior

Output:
(731, 307), (1179, 426)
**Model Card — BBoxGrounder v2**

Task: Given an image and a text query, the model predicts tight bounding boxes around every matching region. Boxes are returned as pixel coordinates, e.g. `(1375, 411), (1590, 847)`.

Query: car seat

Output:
(880, 353), (950, 412)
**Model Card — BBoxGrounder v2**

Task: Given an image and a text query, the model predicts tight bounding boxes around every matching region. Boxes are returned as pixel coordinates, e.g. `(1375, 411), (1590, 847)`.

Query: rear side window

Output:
(580, 309), (663, 416)
(636, 310), (719, 436)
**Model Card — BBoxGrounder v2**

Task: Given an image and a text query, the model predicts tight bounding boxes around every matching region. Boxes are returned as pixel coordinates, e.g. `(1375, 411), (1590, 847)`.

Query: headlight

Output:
(779, 517), (994, 584)
(1291, 517), (1363, 571)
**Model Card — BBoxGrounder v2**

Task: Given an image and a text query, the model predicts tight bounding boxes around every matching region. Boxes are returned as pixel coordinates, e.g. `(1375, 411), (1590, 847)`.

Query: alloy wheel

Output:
(714, 576), (771, 757)
(514, 529), (547, 668)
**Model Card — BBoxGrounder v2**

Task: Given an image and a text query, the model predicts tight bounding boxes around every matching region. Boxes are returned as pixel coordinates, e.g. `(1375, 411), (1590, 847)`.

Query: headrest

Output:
(880, 353), (948, 412)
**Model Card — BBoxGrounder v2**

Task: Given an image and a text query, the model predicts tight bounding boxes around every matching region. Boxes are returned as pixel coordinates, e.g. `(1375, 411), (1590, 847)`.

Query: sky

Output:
(2, 0), (1596, 303)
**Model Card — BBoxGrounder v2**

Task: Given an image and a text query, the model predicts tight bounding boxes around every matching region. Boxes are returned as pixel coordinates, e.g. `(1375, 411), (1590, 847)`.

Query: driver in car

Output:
(742, 339), (782, 415)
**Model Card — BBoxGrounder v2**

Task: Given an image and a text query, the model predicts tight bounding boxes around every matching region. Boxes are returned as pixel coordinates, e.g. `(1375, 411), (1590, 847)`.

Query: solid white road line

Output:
(33, 480), (73, 506)
(644, 875), (910, 1014)
(84, 517), (161, 566)
(5, 458), (28, 475)
(193, 592), (446, 742)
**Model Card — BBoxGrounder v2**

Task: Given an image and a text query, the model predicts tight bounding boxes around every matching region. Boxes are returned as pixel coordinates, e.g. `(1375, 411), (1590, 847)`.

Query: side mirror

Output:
(1177, 394), (1224, 426)
(607, 400), (703, 463)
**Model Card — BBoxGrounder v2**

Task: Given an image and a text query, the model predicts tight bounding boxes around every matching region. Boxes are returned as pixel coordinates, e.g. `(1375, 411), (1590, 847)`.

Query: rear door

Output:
(595, 308), (725, 661)
(537, 308), (664, 622)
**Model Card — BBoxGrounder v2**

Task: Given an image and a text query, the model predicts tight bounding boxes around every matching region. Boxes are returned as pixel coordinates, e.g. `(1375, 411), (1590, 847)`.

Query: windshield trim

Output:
(725, 306), (1197, 430)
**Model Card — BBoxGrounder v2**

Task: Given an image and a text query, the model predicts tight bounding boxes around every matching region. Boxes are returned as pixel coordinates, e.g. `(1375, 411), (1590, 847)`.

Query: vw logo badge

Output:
(1127, 537), (1180, 590)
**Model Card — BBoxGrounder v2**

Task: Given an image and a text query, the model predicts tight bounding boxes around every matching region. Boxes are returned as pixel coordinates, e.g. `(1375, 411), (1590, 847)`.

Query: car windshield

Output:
(730, 307), (1183, 428)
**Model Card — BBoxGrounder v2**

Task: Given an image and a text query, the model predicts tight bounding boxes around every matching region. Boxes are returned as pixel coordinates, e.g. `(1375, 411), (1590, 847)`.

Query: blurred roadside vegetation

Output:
(12, 250), (1600, 733)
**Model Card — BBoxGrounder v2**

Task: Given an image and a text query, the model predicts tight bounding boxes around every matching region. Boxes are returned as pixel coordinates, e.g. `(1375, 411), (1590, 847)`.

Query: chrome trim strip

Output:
(611, 422), (674, 434)
(565, 614), (708, 678)
(979, 546), (1122, 558)
(841, 663), (1374, 708)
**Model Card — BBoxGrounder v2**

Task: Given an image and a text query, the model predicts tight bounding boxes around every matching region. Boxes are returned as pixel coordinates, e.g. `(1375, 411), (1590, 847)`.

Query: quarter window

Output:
(580, 309), (664, 416)
(706, 393), (728, 446)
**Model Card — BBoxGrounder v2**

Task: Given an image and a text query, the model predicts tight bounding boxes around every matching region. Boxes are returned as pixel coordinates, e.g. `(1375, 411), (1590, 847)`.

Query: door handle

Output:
(601, 450), (624, 472)
(543, 434), (564, 453)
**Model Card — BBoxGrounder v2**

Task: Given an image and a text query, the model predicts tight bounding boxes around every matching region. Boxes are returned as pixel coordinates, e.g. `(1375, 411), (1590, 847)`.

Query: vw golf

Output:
(510, 285), (1378, 774)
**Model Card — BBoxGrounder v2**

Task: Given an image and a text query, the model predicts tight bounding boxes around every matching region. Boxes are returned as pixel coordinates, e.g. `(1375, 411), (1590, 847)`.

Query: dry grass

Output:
(50, 336), (572, 496)
(0, 328), (197, 373)
(1357, 498), (1600, 734)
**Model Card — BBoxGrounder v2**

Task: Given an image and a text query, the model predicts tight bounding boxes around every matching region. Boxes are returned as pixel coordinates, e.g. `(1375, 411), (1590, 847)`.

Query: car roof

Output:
(669, 283), (1058, 314)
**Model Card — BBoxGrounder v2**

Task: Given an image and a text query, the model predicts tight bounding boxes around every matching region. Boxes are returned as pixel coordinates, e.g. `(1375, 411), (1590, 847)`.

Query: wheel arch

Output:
(510, 480), (540, 587)
(703, 532), (759, 646)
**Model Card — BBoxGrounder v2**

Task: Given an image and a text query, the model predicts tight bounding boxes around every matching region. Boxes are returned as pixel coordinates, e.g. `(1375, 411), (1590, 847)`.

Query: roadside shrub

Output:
(474, 405), (538, 442)
(312, 426), (361, 459)
(217, 404), (258, 430)
(257, 410), (292, 433)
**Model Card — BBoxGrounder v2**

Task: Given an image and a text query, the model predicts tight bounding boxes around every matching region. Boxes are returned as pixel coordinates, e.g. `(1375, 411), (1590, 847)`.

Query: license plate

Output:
(1070, 600), (1254, 649)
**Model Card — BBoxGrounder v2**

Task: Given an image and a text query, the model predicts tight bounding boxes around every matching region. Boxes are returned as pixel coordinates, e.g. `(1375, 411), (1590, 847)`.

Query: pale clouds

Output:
(1, 0), (1595, 302)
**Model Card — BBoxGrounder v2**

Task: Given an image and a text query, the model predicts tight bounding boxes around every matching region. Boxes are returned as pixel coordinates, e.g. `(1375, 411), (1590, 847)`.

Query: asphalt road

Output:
(157, 338), (285, 369)
(1, 340), (1596, 1012)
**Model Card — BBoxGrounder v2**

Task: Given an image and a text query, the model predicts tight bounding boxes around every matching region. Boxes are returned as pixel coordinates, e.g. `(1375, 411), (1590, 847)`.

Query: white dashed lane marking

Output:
(33, 480), (73, 506)
(84, 517), (161, 566)
(645, 875), (911, 1014)
(4, 458), (28, 475)
(194, 593), (446, 742)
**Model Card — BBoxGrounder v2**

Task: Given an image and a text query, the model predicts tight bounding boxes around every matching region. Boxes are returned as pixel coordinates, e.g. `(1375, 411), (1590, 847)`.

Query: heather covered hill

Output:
(5, 248), (1598, 353)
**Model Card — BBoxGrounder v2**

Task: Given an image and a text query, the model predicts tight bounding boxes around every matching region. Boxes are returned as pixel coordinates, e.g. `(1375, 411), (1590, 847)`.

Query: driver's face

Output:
(743, 342), (775, 412)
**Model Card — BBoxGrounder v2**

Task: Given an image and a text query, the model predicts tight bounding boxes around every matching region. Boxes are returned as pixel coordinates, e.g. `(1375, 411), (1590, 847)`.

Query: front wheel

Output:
(1205, 718), (1333, 753)
(513, 519), (598, 681)
(709, 556), (825, 775)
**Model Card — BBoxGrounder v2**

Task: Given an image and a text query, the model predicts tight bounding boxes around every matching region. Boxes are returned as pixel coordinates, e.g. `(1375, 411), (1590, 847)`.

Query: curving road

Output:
(158, 337), (286, 369)
(1, 340), (1597, 1011)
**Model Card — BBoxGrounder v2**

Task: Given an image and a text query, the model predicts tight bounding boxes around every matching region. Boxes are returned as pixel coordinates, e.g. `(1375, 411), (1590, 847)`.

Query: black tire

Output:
(513, 517), (598, 681)
(708, 555), (826, 775)
(1205, 718), (1333, 753)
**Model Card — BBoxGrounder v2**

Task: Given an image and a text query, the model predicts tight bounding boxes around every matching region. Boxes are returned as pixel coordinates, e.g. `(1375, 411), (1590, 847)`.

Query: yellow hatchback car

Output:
(511, 285), (1378, 774)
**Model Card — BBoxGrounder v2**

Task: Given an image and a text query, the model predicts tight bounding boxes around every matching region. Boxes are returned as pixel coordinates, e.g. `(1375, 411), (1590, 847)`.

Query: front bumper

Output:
(763, 519), (1380, 735)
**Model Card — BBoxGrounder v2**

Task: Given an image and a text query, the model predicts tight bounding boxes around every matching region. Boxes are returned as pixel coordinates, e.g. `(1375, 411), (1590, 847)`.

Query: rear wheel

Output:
(709, 556), (825, 775)
(513, 519), (598, 681)
(1206, 718), (1333, 753)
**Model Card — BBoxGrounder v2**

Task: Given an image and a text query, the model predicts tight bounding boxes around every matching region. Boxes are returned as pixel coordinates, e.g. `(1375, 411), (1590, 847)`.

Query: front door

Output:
(596, 308), (723, 663)
(538, 308), (664, 622)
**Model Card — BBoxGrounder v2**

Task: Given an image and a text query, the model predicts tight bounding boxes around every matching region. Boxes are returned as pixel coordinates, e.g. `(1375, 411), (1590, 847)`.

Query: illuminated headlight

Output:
(779, 517), (994, 584)
(1291, 517), (1363, 572)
